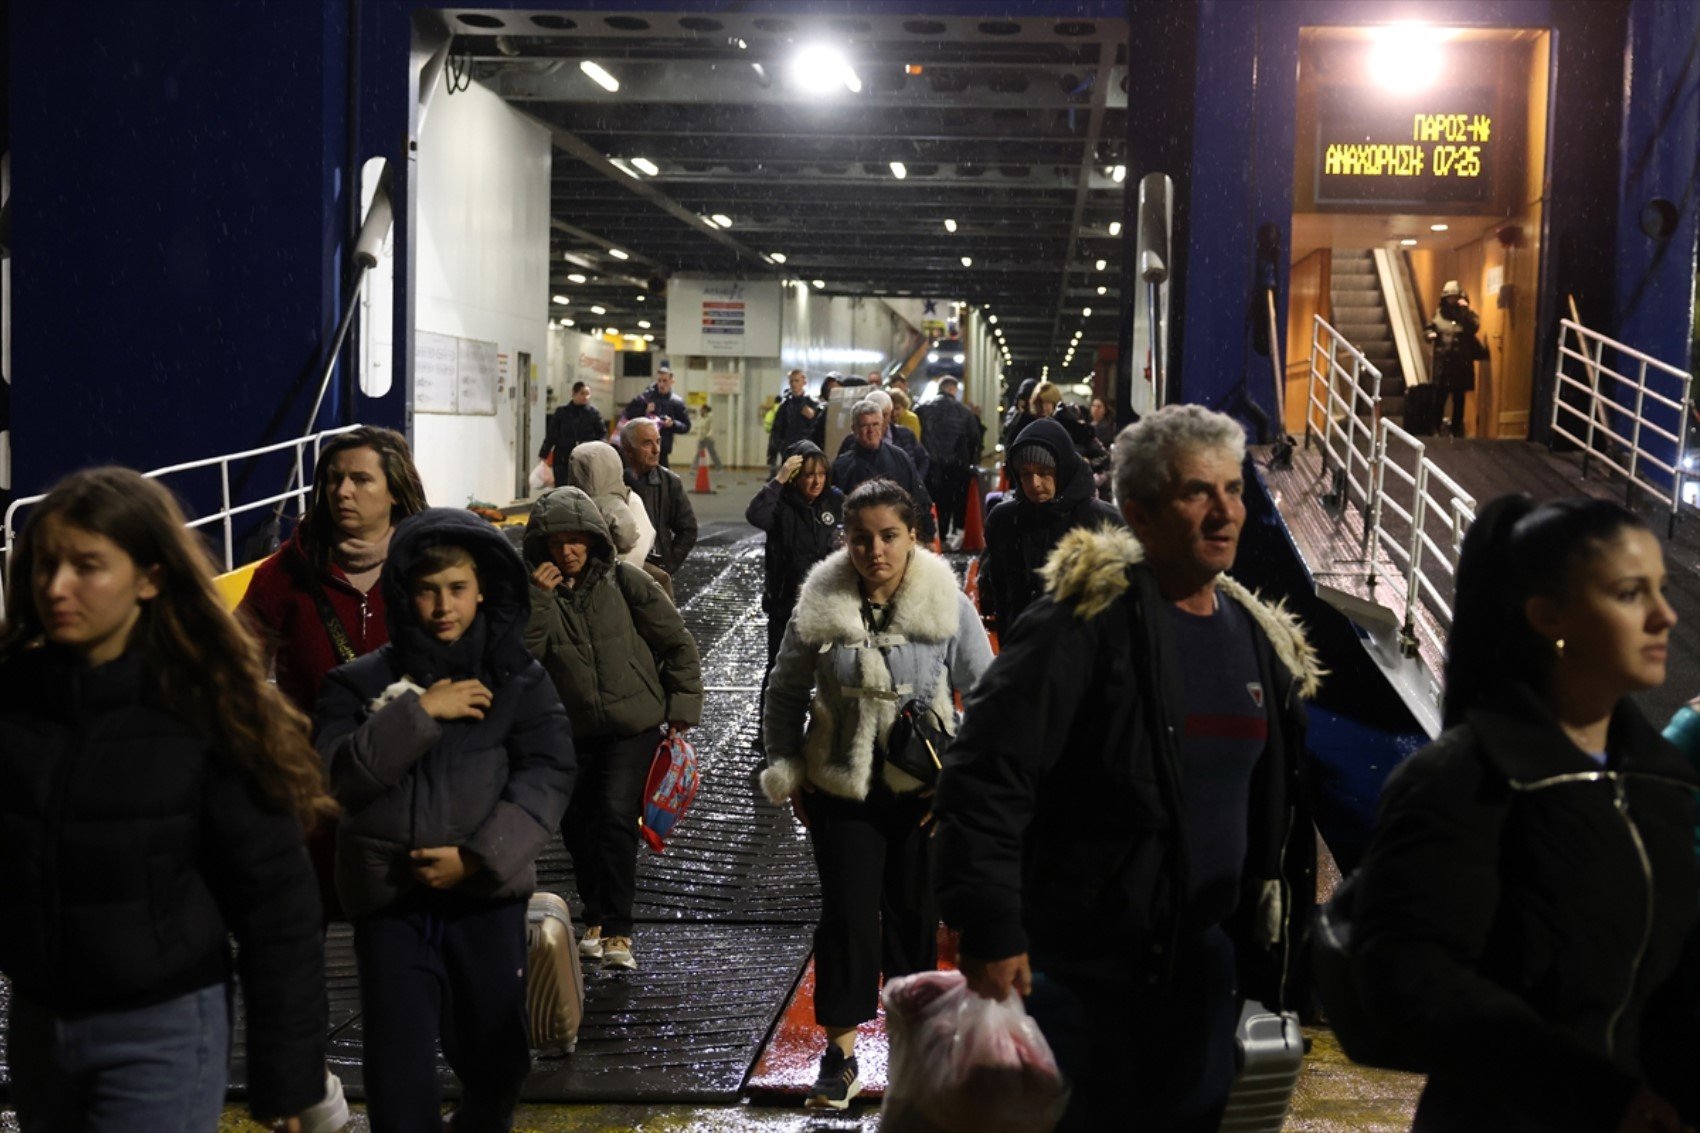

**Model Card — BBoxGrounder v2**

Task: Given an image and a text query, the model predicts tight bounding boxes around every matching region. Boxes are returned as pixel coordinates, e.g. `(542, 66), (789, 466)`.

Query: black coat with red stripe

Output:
(932, 526), (1323, 1006)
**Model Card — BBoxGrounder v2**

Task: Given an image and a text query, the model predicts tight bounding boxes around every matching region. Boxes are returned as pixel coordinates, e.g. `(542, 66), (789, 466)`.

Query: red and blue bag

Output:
(639, 727), (699, 853)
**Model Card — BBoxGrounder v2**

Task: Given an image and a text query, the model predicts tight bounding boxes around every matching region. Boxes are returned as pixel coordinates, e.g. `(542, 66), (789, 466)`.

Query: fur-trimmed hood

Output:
(790, 544), (964, 647)
(1039, 525), (1325, 698)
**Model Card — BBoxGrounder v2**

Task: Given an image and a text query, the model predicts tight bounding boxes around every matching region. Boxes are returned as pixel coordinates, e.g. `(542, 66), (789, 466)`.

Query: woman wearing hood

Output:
(978, 417), (1124, 635)
(523, 488), (703, 972)
(761, 479), (993, 1109)
(747, 440), (844, 687)
(565, 440), (654, 568)
(313, 507), (575, 1133)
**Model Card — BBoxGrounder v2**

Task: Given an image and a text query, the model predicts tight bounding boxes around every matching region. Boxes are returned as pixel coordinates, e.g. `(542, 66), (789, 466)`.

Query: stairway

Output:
(1331, 250), (1404, 411)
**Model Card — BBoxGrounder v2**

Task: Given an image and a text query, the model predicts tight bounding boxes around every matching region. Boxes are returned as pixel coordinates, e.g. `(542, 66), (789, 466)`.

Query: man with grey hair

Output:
(932, 403), (1320, 1132)
(835, 387), (929, 479)
(831, 399), (936, 541)
(622, 417), (697, 578)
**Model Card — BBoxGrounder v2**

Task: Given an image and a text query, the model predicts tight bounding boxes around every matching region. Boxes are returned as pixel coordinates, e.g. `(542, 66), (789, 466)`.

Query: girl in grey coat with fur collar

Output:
(761, 479), (992, 1110)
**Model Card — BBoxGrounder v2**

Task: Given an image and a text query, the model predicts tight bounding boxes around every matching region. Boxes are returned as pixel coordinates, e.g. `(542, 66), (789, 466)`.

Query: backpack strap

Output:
(280, 547), (359, 665)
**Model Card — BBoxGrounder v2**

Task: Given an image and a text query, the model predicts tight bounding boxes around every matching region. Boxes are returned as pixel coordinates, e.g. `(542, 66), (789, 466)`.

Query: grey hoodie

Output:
(566, 440), (647, 560)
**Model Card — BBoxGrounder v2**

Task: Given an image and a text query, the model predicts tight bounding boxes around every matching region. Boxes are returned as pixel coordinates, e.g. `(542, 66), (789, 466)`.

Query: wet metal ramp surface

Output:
(222, 528), (822, 1104)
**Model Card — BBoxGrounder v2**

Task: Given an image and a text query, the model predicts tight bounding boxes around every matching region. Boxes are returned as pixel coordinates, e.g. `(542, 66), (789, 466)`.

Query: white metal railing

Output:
(1303, 315), (1384, 552)
(2, 424), (365, 594)
(1550, 317), (1694, 536)
(1369, 420), (1477, 659)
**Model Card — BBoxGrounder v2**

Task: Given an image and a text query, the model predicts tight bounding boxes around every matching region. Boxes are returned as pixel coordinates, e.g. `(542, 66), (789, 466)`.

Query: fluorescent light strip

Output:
(580, 61), (619, 93)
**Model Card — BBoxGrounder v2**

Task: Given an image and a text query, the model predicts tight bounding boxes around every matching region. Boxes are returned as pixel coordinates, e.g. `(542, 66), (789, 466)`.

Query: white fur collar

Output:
(791, 547), (963, 646)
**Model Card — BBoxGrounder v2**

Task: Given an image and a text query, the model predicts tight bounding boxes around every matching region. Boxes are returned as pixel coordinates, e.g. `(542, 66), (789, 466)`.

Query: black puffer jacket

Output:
(831, 440), (936, 540)
(625, 384), (692, 460)
(933, 526), (1322, 1006)
(978, 418), (1122, 631)
(836, 422), (930, 480)
(0, 646), (327, 1117)
(917, 392), (982, 468)
(1426, 299), (1487, 392)
(1352, 685), (1700, 1131)
(315, 508), (575, 920)
(539, 400), (608, 463)
(746, 440), (845, 618)
(769, 392), (821, 461)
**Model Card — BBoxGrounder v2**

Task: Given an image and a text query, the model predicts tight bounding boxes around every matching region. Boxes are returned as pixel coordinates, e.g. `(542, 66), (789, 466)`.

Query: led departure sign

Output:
(1315, 90), (1496, 207)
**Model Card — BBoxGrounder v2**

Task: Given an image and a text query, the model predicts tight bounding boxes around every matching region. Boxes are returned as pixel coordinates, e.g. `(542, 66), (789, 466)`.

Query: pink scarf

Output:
(333, 529), (392, 594)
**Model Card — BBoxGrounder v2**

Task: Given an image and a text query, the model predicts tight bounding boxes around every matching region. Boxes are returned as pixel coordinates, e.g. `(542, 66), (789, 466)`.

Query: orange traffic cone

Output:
(931, 505), (943, 552)
(692, 446), (713, 494)
(961, 478), (986, 553)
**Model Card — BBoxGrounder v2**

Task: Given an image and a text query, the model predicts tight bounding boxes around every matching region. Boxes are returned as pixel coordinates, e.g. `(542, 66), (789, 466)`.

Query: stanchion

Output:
(961, 475), (985, 553)
(931, 505), (943, 552)
(692, 446), (714, 494)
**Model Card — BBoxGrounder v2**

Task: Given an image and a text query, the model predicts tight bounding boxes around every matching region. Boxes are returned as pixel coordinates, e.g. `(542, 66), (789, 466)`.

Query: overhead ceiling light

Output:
(1082, 306), (1093, 318)
(928, 352), (940, 363)
(792, 44), (860, 95)
(608, 248), (630, 260)
(1400, 238), (1419, 246)
(890, 161), (908, 180)
(588, 327), (601, 336)
(953, 353), (966, 364)
(567, 273), (587, 284)
(812, 279), (825, 289)
(1110, 164), (1127, 184)
(609, 157), (638, 179)
(944, 218), (957, 233)
(580, 60), (620, 93)
(1429, 223), (1449, 232)
(590, 305), (607, 315)
(636, 294), (646, 301)
(961, 256), (973, 267)
(1369, 23), (1444, 94)
(988, 314), (998, 324)
(711, 213), (733, 228)
(638, 319), (651, 329)
(606, 327), (620, 336)
(1108, 220), (1123, 237)
(643, 333), (655, 342)
(1095, 259), (1107, 271)
(770, 252), (787, 263)
(560, 317), (575, 327)
(630, 156), (660, 177)
(552, 294), (570, 305)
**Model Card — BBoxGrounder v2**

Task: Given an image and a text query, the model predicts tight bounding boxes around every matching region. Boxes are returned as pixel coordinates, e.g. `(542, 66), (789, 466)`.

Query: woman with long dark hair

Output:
(0, 468), (335, 1131)
(747, 439), (843, 682)
(1350, 495), (1700, 1132)
(761, 479), (992, 1109)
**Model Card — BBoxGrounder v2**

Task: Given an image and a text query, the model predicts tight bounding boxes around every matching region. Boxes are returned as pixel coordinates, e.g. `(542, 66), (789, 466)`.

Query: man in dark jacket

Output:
(918, 377), (983, 543)
(622, 417), (698, 575)
(834, 388), (929, 479)
(831, 399), (936, 541)
(978, 417), (1123, 634)
(1000, 377), (1038, 452)
(624, 364), (691, 467)
(540, 381), (608, 466)
(932, 404), (1321, 1133)
(1425, 280), (1488, 437)
(768, 369), (821, 473)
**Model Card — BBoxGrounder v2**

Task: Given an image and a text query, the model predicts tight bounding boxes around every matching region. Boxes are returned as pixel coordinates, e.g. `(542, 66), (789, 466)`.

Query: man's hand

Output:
(777, 454), (804, 483)
(411, 846), (476, 889)
(960, 952), (1033, 1002)
(531, 562), (564, 592)
(801, 404), (817, 419)
(418, 678), (493, 721)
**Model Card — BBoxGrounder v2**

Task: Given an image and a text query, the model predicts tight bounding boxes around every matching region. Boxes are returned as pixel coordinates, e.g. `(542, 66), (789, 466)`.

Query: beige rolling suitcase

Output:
(525, 891), (585, 1055)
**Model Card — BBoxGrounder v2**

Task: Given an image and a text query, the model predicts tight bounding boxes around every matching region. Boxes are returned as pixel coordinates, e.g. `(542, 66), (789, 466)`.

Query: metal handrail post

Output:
(1402, 458), (1429, 657)
(1580, 325), (1602, 480)
(1627, 359), (1649, 508)
(219, 459), (234, 572)
(1673, 380), (1694, 537)
(1365, 420), (1388, 585)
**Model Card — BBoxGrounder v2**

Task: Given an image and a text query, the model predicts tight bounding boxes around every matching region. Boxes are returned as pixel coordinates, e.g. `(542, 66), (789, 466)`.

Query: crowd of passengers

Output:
(1, 381), (1699, 1133)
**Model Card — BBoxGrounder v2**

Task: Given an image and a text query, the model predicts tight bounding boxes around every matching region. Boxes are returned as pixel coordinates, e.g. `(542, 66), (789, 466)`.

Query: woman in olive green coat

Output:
(524, 487), (702, 971)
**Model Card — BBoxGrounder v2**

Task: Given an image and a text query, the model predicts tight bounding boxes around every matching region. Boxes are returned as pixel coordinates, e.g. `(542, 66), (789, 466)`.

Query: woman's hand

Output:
(418, 679), (493, 721)
(777, 454), (804, 484)
(531, 562), (564, 592)
(1616, 1087), (1693, 1133)
(411, 846), (476, 889)
(789, 785), (813, 829)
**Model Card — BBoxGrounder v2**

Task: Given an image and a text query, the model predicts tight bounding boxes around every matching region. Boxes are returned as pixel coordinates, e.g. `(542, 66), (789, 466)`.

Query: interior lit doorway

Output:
(1287, 26), (1552, 441)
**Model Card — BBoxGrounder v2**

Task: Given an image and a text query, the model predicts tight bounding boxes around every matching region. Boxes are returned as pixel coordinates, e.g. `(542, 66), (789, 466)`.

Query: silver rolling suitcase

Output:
(1218, 1000), (1305, 1132)
(524, 891), (585, 1055)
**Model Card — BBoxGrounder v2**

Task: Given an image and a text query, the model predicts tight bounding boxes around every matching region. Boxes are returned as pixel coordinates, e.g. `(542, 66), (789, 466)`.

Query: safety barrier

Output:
(1550, 318), (1694, 536)
(2, 424), (365, 601)
(1302, 315), (1383, 554)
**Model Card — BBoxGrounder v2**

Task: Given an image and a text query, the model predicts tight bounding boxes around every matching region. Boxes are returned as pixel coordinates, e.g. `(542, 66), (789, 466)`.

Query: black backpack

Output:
(1310, 872), (1429, 1073)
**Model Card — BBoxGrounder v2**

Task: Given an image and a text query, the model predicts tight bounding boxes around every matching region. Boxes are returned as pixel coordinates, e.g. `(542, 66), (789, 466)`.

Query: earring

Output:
(1554, 638), (1566, 660)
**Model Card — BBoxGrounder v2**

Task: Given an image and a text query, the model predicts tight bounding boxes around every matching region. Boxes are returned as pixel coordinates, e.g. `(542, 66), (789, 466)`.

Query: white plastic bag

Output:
(880, 969), (1069, 1133)
(528, 459), (555, 493)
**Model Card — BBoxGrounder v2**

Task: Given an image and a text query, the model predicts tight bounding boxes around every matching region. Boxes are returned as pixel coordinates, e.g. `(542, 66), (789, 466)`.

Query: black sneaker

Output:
(805, 1047), (862, 1110)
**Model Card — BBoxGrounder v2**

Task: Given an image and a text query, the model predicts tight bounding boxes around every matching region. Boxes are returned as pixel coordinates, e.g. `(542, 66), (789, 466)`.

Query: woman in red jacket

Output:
(239, 427), (428, 713)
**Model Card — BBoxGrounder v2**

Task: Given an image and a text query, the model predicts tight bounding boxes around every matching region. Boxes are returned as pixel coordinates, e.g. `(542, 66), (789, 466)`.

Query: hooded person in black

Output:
(747, 439), (845, 678)
(1000, 377), (1038, 452)
(315, 507), (575, 1133)
(978, 417), (1123, 634)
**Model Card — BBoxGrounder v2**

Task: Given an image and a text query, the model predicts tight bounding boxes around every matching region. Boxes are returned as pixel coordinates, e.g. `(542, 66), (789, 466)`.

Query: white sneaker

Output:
(601, 935), (637, 971)
(579, 925), (604, 961)
(297, 1069), (350, 1133)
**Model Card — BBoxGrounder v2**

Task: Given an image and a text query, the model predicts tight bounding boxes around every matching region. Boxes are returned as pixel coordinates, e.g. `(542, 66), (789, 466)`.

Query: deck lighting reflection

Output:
(944, 218), (957, 233)
(961, 256), (973, 267)
(1369, 24), (1442, 94)
(890, 161), (908, 180)
(631, 157), (660, 176)
(1108, 221), (1122, 236)
(580, 61), (620, 93)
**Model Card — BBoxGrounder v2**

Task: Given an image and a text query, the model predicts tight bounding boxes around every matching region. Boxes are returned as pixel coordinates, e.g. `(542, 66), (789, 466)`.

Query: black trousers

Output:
(1026, 926), (1241, 1133)
(803, 781), (937, 1028)
(926, 463), (973, 539)
(1447, 388), (1468, 435)
(353, 895), (532, 1133)
(563, 727), (657, 936)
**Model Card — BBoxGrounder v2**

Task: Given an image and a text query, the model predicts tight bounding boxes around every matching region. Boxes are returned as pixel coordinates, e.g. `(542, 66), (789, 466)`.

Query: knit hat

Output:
(1010, 442), (1057, 472)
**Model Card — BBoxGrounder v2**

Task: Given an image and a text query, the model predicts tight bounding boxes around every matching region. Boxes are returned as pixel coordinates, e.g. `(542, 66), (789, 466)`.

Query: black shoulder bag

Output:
(885, 699), (950, 787)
